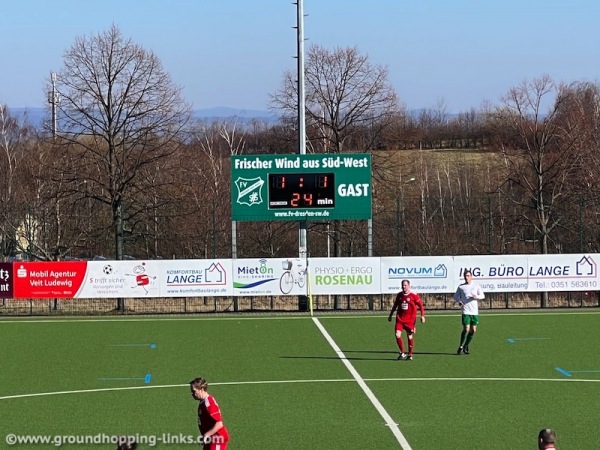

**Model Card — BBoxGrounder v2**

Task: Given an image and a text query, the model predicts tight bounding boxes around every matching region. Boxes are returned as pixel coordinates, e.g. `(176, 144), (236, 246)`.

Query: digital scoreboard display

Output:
(268, 173), (335, 209)
(231, 154), (372, 221)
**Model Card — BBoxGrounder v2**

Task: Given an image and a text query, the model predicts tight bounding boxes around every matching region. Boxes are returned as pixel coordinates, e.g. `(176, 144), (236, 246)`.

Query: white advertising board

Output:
(76, 260), (161, 298)
(380, 256), (454, 293)
(308, 257), (380, 295)
(453, 255), (530, 293)
(232, 258), (307, 296)
(526, 254), (599, 292)
(158, 259), (232, 297)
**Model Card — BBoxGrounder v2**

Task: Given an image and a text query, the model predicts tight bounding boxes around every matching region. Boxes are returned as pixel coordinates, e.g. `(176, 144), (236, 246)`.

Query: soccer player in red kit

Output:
(388, 279), (426, 360)
(190, 377), (230, 450)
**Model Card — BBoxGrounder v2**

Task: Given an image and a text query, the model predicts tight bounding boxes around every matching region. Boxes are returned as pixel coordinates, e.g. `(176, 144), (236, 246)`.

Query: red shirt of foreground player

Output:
(190, 377), (230, 450)
(393, 287), (424, 330)
(388, 279), (426, 360)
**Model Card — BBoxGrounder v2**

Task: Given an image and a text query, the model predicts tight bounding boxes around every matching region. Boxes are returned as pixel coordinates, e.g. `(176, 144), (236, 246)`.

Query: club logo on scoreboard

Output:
(235, 177), (264, 207)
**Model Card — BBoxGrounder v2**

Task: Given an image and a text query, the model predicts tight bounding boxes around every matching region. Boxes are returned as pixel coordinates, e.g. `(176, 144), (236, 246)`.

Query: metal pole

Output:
(488, 193), (493, 254)
(49, 72), (59, 139)
(231, 221), (237, 258)
(231, 220), (238, 311)
(212, 200), (216, 258)
(368, 219), (373, 256)
(296, 0), (307, 257)
(579, 195), (584, 252)
(396, 196), (401, 256)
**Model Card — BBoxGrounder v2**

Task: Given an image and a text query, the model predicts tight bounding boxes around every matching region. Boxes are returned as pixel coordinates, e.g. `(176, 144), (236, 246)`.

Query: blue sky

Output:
(1, 0), (599, 113)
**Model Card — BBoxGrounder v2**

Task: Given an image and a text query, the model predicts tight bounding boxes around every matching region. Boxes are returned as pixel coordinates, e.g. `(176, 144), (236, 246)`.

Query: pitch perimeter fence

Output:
(1, 291), (599, 317)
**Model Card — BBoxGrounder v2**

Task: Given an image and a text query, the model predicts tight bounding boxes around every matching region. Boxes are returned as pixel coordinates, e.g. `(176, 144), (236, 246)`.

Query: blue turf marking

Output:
(506, 337), (549, 344)
(98, 373), (152, 384)
(555, 367), (572, 377)
(110, 343), (156, 349)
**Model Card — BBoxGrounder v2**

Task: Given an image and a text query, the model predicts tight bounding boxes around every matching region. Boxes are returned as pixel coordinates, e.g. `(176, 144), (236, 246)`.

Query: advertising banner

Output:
(526, 254), (599, 292)
(380, 256), (454, 293)
(159, 259), (232, 297)
(453, 255), (530, 293)
(233, 258), (307, 296)
(308, 257), (380, 295)
(13, 261), (87, 298)
(76, 260), (161, 298)
(4, 253), (600, 299)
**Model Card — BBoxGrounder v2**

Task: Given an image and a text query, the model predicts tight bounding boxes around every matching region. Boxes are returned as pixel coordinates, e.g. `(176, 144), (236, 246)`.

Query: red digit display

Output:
(268, 173), (335, 209)
(291, 192), (300, 207)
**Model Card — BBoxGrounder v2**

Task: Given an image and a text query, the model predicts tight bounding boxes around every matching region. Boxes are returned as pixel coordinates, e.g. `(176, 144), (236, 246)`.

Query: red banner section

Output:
(13, 262), (87, 299)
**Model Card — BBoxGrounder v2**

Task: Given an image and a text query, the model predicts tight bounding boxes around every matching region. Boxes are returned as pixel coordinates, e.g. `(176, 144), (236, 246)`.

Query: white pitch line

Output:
(311, 317), (413, 450)
(1, 376), (598, 402)
(0, 378), (356, 401)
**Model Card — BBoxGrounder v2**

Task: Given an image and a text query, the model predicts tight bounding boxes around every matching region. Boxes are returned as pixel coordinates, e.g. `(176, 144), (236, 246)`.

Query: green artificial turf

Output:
(0, 311), (598, 449)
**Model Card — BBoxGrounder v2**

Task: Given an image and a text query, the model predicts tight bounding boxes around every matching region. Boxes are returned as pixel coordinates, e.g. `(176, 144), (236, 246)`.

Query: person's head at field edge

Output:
(116, 443), (137, 450)
(538, 428), (556, 449)
(190, 377), (209, 401)
(116, 438), (137, 450)
(401, 279), (411, 294)
(463, 269), (473, 284)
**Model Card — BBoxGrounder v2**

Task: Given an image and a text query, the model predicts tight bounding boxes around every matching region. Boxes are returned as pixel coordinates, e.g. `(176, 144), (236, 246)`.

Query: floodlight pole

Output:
(295, 0), (310, 313)
(296, 0), (307, 258)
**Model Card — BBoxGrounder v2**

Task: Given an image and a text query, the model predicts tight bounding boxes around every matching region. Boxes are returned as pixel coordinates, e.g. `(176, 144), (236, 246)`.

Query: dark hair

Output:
(189, 377), (208, 390)
(116, 441), (137, 450)
(538, 428), (556, 444)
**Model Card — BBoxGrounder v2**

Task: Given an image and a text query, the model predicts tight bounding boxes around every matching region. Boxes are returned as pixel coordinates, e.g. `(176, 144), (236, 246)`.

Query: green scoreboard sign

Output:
(231, 153), (372, 222)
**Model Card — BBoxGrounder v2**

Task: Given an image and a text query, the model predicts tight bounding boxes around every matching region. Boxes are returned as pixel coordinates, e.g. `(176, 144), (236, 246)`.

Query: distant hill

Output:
(193, 106), (276, 119)
(9, 107), (45, 127)
(9, 106), (465, 129)
(8, 106), (280, 128)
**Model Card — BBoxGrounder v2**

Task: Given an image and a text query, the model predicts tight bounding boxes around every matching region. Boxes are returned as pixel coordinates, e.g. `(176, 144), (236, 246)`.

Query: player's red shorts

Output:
(204, 440), (228, 450)
(395, 320), (416, 334)
(203, 432), (229, 450)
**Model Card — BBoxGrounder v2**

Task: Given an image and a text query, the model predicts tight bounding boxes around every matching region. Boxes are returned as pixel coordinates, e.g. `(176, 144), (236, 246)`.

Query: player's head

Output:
(538, 428), (556, 449)
(116, 439), (137, 450)
(401, 279), (411, 294)
(463, 270), (473, 283)
(190, 377), (209, 400)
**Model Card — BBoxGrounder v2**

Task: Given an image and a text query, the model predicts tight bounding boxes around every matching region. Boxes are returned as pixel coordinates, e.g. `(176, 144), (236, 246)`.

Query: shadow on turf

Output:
(280, 350), (457, 361)
(343, 349), (458, 356)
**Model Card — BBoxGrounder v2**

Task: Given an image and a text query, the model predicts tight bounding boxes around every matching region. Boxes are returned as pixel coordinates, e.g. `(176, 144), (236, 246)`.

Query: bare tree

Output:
(0, 105), (37, 259)
(494, 76), (584, 256)
(49, 25), (191, 260)
(271, 44), (398, 154)
(271, 45), (398, 257)
(551, 81), (600, 253)
(0, 105), (32, 203)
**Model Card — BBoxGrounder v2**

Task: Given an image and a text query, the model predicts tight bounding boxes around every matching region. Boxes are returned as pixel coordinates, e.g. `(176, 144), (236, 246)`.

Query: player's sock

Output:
(459, 330), (467, 347)
(408, 337), (414, 355)
(465, 332), (474, 346)
(396, 336), (405, 354)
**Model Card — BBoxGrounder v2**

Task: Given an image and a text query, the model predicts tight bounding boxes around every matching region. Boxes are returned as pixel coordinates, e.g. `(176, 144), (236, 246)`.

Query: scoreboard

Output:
(231, 154), (372, 222)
